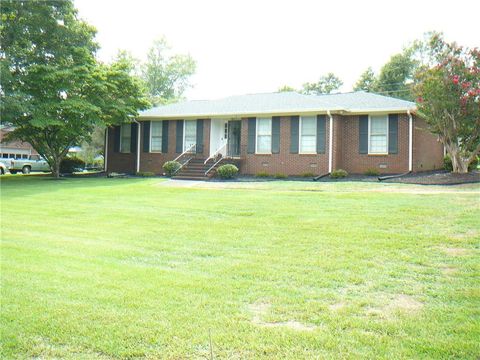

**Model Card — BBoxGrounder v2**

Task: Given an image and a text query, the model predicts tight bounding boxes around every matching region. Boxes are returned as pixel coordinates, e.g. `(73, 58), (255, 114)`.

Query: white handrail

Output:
(174, 143), (196, 162)
(204, 143), (226, 164)
(205, 157), (224, 176)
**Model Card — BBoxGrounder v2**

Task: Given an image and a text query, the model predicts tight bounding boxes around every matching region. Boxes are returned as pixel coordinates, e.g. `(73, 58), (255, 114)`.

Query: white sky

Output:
(75, 0), (479, 100)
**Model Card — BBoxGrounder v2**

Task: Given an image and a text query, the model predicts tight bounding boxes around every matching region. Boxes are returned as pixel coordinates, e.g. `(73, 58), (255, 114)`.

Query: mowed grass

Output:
(0, 176), (479, 359)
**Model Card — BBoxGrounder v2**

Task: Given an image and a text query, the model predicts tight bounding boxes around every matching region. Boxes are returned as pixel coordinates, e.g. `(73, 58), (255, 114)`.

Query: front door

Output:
(227, 121), (241, 157)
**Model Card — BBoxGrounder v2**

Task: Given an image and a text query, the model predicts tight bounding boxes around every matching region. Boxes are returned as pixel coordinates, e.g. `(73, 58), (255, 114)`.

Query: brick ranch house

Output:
(105, 91), (444, 179)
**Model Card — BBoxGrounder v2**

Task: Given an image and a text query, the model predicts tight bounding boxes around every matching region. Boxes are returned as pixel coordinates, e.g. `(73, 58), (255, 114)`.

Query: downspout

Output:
(104, 127), (108, 173)
(327, 110), (333, 173)
(134, 119), (141, 174)
(407, 109), (413, 172)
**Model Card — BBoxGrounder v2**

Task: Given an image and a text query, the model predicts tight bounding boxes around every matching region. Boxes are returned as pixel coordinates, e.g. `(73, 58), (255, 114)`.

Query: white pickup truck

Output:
(4, 155), (50, 174)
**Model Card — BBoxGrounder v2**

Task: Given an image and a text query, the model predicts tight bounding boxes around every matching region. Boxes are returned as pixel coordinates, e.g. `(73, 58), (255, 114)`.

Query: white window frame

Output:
(120, 124), (131, 153)
(150, 121), (163, 153)
(183, 120), (197, 152)
(255, 117), (272, 154)
(299, 116), (317, 154)
(368, 114), (389, 155)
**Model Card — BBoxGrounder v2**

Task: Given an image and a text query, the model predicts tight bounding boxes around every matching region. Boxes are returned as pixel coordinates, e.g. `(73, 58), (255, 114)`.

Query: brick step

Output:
(184, 165), (209, 169)
(173, 175), (209, 180)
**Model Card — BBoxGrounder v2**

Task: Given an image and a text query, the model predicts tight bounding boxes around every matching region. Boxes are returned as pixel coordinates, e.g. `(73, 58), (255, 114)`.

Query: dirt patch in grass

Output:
(441, 247), (472, 256)
(441, 266), (458, 276)
(328, 302), (346, 311)
(366, 294), (424, 319)
(384, 170), (480, 185)
(248, 302), (316, 331)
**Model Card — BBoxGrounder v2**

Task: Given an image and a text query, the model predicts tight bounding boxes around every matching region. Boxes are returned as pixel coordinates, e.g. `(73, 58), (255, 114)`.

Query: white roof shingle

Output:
(139, 91), (415, 119)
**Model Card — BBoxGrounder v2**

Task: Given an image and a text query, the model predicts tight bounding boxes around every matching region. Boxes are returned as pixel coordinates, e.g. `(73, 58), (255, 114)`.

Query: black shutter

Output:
(196, 119), (204, 153)
(113, 126), (120, 153)
(143, 121), (150, 152)
(176, 120), (184, 153)
(290, 116), (299, 154)
(316, 115), (326, 154)
(247, 118), (256, 154)
(359, 115), (368, 154)
(272, 116), (280, 154)
(130, 122), (138, 153)
(388, 114), (398, 154)
(162, 121), (169, 153)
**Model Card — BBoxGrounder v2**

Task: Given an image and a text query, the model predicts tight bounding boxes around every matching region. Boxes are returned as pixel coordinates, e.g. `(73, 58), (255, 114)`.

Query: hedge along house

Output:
(105, 91), (444, 179)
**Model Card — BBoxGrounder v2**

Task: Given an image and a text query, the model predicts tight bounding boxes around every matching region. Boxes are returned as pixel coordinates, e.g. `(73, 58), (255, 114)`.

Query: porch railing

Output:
(172, 144), (196, 175)
(204, 143), (227, 165)
(205, 156), (224, 176)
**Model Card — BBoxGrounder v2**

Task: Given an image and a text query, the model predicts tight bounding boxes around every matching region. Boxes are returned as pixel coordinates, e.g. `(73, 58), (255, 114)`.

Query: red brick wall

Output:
(340, 114), (409, 174)
(106, 126), (136, 174)
(107, 119), (211, 175)
(106, 114), (445, 176)
(239, 116), (329, 176)
(413, 117), (444, 171)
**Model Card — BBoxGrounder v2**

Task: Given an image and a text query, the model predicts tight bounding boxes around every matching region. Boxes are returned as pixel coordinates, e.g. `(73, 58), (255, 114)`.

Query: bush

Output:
(364, 168), (380, 176)
(136, 171), (155, 177)
(255, 171), (271, 178)
(163, 161), (181, 177)
(330, 169), (348, 179)
(60, 157), (85, 174)
(216, 164), (238, 179)
(274, 173), (288, 179)
(301, 172), (315, 178)
(444, 155), (478, 172)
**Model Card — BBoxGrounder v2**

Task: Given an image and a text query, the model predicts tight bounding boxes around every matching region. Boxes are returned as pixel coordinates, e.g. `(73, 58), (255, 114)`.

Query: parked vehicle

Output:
(8, 154), (50, 174)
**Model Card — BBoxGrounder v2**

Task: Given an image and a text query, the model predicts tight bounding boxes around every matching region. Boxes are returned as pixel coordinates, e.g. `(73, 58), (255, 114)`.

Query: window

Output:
(300, 116), (316, 153)
(2, 154), (8, 158)
(184, 120), (197, 151)
(256, 118), (272, 153)
(30, 155), (40, 161)
(150, 121), (163, 152)
(120, 124), (131, 153)
(22, 154), (28, 159)
(369, 115), (388, 154)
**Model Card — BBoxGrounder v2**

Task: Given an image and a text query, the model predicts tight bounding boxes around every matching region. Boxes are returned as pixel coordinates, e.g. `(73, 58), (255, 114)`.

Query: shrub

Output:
(443, 155), (453, 172)
(60, 157), (85, 174)
(136, 171), (155, 177)
(255, 171), (270, 178)
(274, 173), (288, 179)
(364, 168), (380, 176)
(301, 172), (315, 178)
(330, 169), (348, 179)
(163, 161), (181, 177)
(216, 164), (238, 179)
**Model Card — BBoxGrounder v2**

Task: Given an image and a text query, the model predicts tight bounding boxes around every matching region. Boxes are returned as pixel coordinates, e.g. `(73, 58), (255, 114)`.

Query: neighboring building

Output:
(0, 125), (39, 160)
(105, 91), (444, 179)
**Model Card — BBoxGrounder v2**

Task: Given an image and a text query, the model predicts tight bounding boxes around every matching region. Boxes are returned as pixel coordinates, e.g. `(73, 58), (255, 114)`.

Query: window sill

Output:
(367, 153), (388, 156)
(254, 153), (272, 155)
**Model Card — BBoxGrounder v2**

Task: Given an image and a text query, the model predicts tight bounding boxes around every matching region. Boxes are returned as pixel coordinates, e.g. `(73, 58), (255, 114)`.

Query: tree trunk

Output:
(51, 157), (61, 178)
(448, 144), (469, 173)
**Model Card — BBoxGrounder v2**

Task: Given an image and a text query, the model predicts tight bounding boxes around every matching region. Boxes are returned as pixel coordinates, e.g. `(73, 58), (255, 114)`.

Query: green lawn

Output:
(1, 175), (479, 359)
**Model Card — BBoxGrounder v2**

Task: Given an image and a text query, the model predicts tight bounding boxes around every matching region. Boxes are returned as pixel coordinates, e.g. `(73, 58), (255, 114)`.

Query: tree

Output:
(142, 37), (196, 105)
(375, 48), (418, 100)
(353, 67), (376, 92)
(414, 33), (480, 173)
(301, 73), (343, 95)
(0, 0), (149, 178)
(277, 85), (296, 92)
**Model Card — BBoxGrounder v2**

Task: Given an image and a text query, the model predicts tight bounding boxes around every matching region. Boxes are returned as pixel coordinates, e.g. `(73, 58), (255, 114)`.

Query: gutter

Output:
(104, 127), (108, 174)
(407, 109), (413, 172)
(327, 110), (333, 173)
(133, 119), (141, 174)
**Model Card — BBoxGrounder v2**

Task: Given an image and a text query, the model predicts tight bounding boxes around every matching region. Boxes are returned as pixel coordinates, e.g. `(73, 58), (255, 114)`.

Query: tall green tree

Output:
(414, 33), (480, 173)
(277, 85), (296, 92)
(353, 67), (376, 92)
(0, 0), (149, 178)
(301, 72), (343, 95)
(142, 37), (196, 105)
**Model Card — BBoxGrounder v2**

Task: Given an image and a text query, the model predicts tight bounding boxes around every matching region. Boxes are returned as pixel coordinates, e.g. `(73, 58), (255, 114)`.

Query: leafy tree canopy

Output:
(414, 33), (480, 173)
(301, 73), (343, 95)
(0, 0), (149, 177)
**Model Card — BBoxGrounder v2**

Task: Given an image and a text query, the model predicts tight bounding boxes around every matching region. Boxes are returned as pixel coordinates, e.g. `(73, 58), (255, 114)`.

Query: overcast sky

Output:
(75, 0), (479, 100)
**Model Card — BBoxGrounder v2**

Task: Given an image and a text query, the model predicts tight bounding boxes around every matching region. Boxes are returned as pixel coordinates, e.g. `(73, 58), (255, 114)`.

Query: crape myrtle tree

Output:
(414, 33), (480, 173)
(0, 0), (149, 178)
